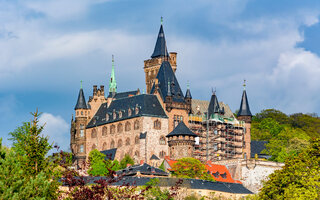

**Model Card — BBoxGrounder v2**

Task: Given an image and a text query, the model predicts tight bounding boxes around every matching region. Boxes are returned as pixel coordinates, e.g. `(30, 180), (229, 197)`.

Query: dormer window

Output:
(119, 111), (122, 118)
(113, 110), (116, 120)
(128, 108), (132, 116)
(106, 114), (109, 121)
(135, 107), (139, 115)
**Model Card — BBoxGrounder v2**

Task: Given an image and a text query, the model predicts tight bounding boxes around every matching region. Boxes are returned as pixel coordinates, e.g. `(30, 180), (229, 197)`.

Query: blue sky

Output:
(1, 0), (320, 151)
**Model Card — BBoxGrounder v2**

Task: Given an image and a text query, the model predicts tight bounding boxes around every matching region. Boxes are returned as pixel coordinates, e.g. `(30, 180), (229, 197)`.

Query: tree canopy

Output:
(171, 157), (213, 181)
(259, 138), (320, 199)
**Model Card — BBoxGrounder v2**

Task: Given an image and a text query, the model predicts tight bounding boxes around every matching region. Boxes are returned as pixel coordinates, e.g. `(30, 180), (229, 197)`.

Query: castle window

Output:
(77, 111), (79, 116)
(159, 136), (166, 145)
(81, 111), (83, 115)
(102, 142), (107, 150)
(135, 107), (139, 115)
(113, 110), (116, 120)
(125, 122), (131, 131)
(154, 120), (161, 130)
(110, 125), (115, 134)
(125, 138), (130, 146)
(118, 139), (122, 148)
(106, 114), (109, 121)
(128, 108), (132, 116)
(119, 111), (122, 118)
(79, 145), (84, 153)
(91, 129), (97, 138)
(102, 127), (107, 136)
(92, 144), (96, 150)
(117, 123), (123, 133)
(111, 140), (115, 148)
(135, 151), (140, 157)
(80, 124), (84, 137)
(135, 136), (139, 144)
(134, 120), (140, 130)
(159, 151), (166, 158)
(173, 115), (183, 128)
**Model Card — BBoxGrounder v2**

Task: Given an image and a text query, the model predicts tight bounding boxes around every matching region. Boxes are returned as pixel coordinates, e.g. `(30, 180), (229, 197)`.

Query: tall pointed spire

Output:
(185, 81), (192, 99)
(109, 55), (117, 94)
(75, 81), (87, 110)
(151, 17), (169, 58)
(207, 91), (221, 118)
(237, 80), (252, 116)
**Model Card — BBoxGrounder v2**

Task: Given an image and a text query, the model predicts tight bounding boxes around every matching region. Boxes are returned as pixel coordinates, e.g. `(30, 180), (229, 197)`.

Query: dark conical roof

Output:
(185, 88), (192, 99)
(166, 121), (197, 137)
(237, 90), (252, 116)
(75, 88), (87, 110)
(151, 24), (169, 58)
(207, 93), (221, 118)
(150, 61), (184, 102)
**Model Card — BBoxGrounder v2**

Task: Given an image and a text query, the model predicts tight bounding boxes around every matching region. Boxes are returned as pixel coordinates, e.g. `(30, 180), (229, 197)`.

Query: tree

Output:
(253, 109), (289, 124)
(9, 110), (53, 177)
(259, 138), (320, 199)
(119, 154), (134, 169)
(0, 134), (59, 199)
(171, 157), (213, 181)
(88, 149), (110, 176)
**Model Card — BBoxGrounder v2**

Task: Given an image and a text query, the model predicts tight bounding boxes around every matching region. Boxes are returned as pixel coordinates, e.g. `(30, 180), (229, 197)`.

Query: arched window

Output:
(135, 151), (140, 157)
(110, 140), (115, 148)
(135, 136), (140, 144)
(125, 138), (130, 146)
(125, 122), (131, 131)
(128, 108), (132, 116)
(159, 151), (166, 158)
(118, 139), (122, 148)
(102, 127), (107, 136)
(91, 129), (97, 138)
(159, 136), (166, 145)
(106, 114), (109, 121)
(110, 125), (115, 134)
(134, 120), (140, 130)
(102, 142), (107, 150)
(119, 111), (122, 118)
(92, 144), (97, 151)
(154, 120), (161, 130)
(80, 124), (85, 137)
(113, 110), (116, 120)
(135, 107), (139, 115)
(117, 123), (123, 133)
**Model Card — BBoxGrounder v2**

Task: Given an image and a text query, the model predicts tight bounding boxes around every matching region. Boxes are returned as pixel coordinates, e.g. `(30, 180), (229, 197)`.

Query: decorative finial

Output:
(187, 80), (190, 90)
(161, 16), (163, 25)
(243, 79), (246, 90)
(80, 80), (83, 89)
(212, 87), (216, 95)
(112, 55), (114, 63)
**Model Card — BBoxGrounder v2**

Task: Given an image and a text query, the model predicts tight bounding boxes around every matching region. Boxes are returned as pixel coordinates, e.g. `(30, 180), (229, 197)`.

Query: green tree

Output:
(253, 109), (289, 124)
(143, 178), (173, 200)
(0, 112), (59, 200)
(88, 149), (111, 176)
(259, 138), (320, 200)
(171, 157), (213, 181)
(119, 154), (134, 169)
(159, 161), (165, 171)
(9, 111), (53, 177)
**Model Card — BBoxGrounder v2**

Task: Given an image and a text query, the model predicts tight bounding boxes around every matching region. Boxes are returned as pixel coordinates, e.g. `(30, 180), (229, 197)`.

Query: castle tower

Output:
(144, 18), (177, 93)
(237, 80), (252, 159)
(166, 121), (197, 160)
(71, 82), (88, 168)
(184, 82), (192, 114)
(109, 55), (117, 95)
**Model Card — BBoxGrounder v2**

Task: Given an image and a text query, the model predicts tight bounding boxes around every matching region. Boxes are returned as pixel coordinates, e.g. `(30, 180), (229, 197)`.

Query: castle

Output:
(70, 21), (252, 168)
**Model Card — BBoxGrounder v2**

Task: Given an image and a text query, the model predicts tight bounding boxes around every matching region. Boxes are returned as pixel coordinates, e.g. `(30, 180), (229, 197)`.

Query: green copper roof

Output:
(109, 55), (117, 93)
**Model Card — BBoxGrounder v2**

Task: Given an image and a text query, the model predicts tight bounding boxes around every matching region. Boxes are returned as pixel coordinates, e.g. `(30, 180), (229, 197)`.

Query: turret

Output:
(207, 90), (224, 119)
(237, 80), (252, 159)
(109, 55), (117, 96)
(166, 121), (197, 160)
(184, 81), (192, 114)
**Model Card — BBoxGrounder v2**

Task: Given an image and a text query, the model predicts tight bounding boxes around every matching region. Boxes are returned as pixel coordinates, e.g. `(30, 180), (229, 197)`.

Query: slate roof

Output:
(150, 154), (160, 160)
(74, 88), (87, 110)
(100, 148), (117, 160)
(87, 94), (168, 128)
(166, 121), (197, 137)
(191, 99), (234, 118)
(251, 141), (270, 159)
(237, 90), (252, 116)
(139, 132), (147, 139)
(73, 177), (253, 194)
(107, 90), (139, 99)
(117, 163), (168, 177)
(151, 24), (169, 58)
(150, 61), (185, 103)
(185, 88), (192, 99)
(208, 93), (224, 118)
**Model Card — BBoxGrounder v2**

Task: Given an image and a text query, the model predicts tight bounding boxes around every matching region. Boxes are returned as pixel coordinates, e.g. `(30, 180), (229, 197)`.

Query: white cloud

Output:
(39, 113), (70, 152)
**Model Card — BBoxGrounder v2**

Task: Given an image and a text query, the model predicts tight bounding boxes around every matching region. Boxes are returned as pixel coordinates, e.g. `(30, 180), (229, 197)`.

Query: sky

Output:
(1, 0), (320, 151)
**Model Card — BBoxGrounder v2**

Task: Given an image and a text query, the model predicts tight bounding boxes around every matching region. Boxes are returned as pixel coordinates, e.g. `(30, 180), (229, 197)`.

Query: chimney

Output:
(100, 85), (105, 95)
(127, 163), (132, 168)
(93, 85), (97, 96)
(140, 160), (144, 165)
